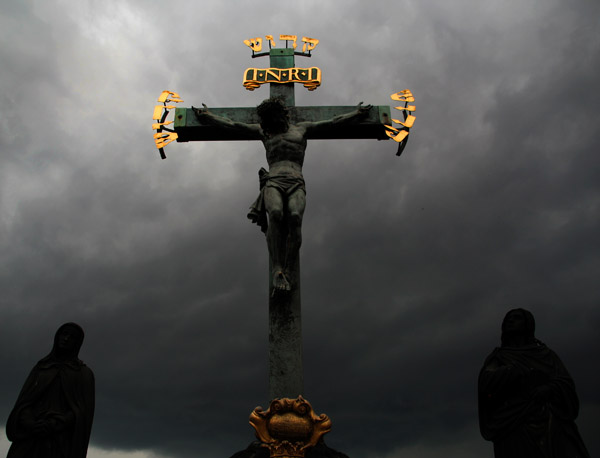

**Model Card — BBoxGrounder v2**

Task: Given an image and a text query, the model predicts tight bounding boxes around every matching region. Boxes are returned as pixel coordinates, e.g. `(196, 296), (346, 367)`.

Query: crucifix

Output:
(152, 34), (415, 456)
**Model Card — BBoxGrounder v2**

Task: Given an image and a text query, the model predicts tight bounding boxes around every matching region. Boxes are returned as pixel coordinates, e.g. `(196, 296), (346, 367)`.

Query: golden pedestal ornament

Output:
(249, 396), (332, 458)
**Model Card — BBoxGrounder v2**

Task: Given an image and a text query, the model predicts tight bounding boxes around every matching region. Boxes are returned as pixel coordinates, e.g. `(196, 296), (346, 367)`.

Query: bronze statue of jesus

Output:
(193, 98), (371, 294)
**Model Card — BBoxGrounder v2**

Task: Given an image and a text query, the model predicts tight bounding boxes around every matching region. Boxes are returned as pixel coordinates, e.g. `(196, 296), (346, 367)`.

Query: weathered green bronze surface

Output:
(269, 48), (296, 105)
(155, 36), (414, 404)
(174, 105), (392, 142)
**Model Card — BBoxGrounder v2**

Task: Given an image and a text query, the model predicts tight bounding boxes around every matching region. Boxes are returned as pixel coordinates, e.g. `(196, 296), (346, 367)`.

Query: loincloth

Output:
(247, 167), (306, 233)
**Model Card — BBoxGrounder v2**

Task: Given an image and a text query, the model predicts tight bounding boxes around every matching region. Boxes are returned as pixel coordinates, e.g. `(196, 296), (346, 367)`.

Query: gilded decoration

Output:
(249, 396), (331, 458)
(152, 90), (183, 159)
(243, 67), (321, 91)
(242, 35), (321, 92)
(243, 35), (319, 53)
(385, 89), (417, 156)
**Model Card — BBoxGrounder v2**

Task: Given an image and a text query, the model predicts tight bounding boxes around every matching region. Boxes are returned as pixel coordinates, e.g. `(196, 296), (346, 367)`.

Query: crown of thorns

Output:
(257, 97), (289, 119)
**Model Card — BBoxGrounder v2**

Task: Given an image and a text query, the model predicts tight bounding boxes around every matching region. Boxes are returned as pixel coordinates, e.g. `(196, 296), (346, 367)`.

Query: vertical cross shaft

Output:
(268, 48), (296, 106)
(267, 48), (303, 400)
(161, 40), (413, 410)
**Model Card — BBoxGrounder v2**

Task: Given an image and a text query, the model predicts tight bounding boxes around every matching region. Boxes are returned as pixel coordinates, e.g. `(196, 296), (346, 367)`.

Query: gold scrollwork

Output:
(152, 90), (183, 159)
(249, 396), (331, 458)
(243, 67), (321, 91)
(386, 90), (416, 156)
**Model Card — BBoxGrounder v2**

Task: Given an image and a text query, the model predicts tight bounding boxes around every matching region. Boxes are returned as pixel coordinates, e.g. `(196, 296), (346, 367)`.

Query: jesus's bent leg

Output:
(264, 186), (290, 292)
(285, 189), (306, 280)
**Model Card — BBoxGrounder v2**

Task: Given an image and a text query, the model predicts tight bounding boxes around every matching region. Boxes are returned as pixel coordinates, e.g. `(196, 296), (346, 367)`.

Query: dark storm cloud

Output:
(1, 1), (599, 457)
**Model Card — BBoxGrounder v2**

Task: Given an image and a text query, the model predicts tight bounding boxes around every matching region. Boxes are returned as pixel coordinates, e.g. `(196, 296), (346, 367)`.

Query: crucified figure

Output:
(193, 98), (371, 294)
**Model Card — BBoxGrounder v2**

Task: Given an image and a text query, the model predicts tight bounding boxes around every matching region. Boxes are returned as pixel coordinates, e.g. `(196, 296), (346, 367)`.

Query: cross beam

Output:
(174, 106), (392, 142)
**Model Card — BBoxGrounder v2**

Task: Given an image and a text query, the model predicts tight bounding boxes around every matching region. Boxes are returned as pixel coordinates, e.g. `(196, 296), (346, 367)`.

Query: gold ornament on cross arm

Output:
(152, 90), (183, 159)
(386, 89), (416, 156)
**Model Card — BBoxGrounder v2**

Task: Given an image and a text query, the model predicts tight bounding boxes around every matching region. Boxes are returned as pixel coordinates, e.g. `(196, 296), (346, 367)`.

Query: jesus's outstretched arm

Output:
(192, 104), (261, 136)
(297, 102), (372, 135)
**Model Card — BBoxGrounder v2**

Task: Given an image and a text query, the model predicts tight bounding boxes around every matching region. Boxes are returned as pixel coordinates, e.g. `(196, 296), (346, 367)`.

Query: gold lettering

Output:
(265, 69), (281, 81)
(385, 129), (409, 143)
(154, 131), (178, 149)
(244, 35), (319, 53)
(243, 37), (263, 52)
(391, 90), (414, 102)
(242, 67), (321, 91)
(304, 67), (321, 90)
(393, 96), (415, 103)
(265, 35), (276, 47)
(152, 120), (173, 130)
(157, 90), (183, 103)
(397, 115), (415, 128)
(388, 90), (416, 142)
(279, 34), (297, 49)
(152, 104), (177, 120)
(394, 105), (416, 112)
(245, 68), (256, 80)
(152, 91), (184, 155)
(243, 69), (261, 90)
(153, 105), (164, 120)
(301, 37), (319, 52)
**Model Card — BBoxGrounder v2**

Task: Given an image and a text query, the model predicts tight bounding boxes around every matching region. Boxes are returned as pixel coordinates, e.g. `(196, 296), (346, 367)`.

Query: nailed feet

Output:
(272, 270), (291, 296)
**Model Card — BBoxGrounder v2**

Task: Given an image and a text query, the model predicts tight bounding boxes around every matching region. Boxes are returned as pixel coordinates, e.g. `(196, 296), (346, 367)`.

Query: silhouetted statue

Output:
(6, 323), (95, 458)
(193, 97), (370, 294)
(478, 308), (590, 458)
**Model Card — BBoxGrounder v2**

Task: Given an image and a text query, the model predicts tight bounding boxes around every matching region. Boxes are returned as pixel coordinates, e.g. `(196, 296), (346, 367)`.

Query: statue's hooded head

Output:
(501, 308), (535, 347)
(257, 97), (289, 135)
(51, 322), (85, 360)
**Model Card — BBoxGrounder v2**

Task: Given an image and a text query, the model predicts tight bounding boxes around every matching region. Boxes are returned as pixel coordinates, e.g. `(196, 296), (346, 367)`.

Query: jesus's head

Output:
(257, 97), (290, 135)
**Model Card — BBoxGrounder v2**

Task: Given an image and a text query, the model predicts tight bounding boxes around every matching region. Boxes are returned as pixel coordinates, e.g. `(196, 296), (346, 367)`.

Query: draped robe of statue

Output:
(478, 309), (590, 458)
(6, 322), (95, 458)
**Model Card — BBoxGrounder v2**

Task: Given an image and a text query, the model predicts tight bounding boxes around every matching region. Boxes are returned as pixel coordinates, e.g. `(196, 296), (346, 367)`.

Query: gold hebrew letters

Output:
(243, 35), (320, 53)
(279, 34), (297, 49)
(152, 91), (183, 158)
(153, 131), (178, 149)
(301, 37), (319, 53)
(243, 37), (263, 52)
(265, 35), (276, 48)
(386, 90), (416, 153)
(157, 91), (183, 104)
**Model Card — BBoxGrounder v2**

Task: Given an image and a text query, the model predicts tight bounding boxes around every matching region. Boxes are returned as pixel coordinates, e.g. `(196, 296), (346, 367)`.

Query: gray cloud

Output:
(1, 1), (599, 457)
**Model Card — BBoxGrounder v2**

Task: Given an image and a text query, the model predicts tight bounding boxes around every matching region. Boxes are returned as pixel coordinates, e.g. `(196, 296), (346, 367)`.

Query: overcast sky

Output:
(1, 1), (599, 457)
